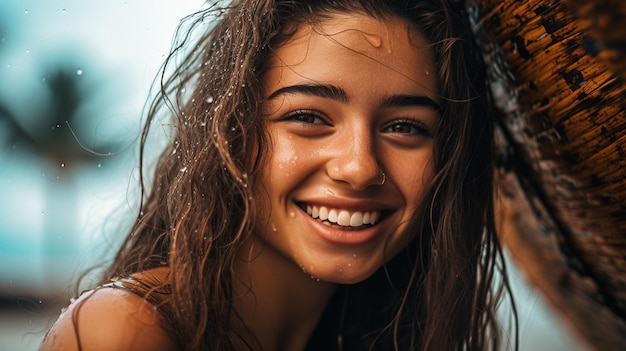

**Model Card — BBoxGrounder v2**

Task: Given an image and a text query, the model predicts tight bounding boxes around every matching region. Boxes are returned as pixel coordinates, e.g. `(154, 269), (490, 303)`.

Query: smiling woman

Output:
(257, 14), (438, 284)
(40, 0), (516, 350)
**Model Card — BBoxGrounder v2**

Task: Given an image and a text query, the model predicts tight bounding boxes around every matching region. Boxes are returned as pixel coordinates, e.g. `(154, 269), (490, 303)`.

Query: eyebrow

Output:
(267, 83), (440, 110)
(267, 84), (349, 103)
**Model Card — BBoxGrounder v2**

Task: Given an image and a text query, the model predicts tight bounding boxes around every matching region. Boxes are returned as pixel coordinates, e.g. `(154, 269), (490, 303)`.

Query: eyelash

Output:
(383, 119), (432, 137)
(282, 110), (328, 125)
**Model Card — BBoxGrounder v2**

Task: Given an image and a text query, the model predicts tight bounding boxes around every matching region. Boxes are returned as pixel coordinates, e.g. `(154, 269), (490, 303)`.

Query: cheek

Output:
(393, 153), (435, 208)
(265, 135), (322, 185)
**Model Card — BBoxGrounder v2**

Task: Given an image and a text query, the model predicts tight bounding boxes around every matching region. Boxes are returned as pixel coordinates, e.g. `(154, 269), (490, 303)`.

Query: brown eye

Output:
(284, 110), (328, 125)
(383, 119), (431, 137)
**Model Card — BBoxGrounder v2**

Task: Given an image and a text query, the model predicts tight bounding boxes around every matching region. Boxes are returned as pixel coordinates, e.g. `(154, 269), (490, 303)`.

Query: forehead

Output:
(264, 13), (438, 99)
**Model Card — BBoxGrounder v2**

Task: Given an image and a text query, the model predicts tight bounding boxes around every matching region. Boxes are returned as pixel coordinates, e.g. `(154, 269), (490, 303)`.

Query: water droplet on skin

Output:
(347, 263), (352, 267)
(362, 33), (382, 48)
(352, 254), (358, 258)
(289, 211), (296, 218)
(424, 69), (430, 76)
(271, 222), (277, 232)
(278, 163), (284, 169)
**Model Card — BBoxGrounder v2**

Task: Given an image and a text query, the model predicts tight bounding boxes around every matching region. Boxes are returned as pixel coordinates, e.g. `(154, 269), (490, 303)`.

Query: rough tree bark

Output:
(470, 0), (626, 349)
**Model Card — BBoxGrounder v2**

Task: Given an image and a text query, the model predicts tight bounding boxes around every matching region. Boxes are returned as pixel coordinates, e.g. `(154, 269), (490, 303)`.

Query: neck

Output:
(233, 237), (337, 351)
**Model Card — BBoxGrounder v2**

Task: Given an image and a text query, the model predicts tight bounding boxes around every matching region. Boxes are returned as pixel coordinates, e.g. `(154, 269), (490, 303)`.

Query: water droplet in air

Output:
(206, 96), (214, 103)
(97, 163), (102, 168)
(60, 163), (65, 168)
(24, 9), (29, 14)
(76, 69), (83, 76)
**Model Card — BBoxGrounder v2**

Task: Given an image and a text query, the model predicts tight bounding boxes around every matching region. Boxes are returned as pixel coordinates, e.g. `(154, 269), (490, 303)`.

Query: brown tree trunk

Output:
(471, 0), (626, 349)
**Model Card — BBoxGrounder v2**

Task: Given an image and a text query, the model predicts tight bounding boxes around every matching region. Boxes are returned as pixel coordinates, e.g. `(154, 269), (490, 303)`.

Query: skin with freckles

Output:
(250, 13), (439, 285)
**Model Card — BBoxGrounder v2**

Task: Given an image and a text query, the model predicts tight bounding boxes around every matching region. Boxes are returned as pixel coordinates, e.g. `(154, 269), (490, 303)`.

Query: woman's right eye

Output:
(283, 110), (328, 125)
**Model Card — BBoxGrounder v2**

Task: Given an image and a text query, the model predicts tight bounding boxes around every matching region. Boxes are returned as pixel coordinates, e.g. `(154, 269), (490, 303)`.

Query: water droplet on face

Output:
(362, 33), (382, 48)
(352, 254), (358, 258)
(278, 163), (284, 169)
(271, 222), (277, 232)
(289, 211), (296, 218)
(424, 69), (430, 76)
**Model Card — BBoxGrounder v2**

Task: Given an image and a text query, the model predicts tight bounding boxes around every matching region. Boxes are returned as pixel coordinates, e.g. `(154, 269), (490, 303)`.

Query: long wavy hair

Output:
(101, 0), (517, 350)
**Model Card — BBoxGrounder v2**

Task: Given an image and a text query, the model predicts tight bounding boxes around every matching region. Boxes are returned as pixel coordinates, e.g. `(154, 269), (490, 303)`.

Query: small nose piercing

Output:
(380, 171), (386, 185)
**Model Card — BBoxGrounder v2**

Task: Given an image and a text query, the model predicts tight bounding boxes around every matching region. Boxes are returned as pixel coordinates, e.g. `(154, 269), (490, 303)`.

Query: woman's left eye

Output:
(283, 110), (327, 125)
(383, 119), (431, 136)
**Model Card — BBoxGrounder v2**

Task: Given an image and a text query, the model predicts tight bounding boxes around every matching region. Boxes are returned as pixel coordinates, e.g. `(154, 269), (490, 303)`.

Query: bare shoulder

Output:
(40, 275), (178, 351)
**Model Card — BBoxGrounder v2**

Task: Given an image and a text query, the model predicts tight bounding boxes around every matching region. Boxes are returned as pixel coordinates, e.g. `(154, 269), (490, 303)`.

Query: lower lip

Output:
(298, 207), (384, 245)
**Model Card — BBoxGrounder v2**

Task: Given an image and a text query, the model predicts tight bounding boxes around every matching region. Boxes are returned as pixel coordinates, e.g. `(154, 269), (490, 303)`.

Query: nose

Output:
(326, 131), (384, 190)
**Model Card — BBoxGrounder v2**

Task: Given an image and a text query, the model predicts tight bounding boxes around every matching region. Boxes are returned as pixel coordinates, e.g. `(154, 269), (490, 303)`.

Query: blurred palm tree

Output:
(0, 63), (125, 292)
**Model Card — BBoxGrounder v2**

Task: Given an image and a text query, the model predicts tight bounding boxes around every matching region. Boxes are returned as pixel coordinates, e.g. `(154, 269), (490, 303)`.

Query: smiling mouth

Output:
(298, 203), (383, 229)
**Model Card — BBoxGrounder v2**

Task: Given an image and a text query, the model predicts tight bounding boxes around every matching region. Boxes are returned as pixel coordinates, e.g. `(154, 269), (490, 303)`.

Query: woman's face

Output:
(254, 13), (438, 284)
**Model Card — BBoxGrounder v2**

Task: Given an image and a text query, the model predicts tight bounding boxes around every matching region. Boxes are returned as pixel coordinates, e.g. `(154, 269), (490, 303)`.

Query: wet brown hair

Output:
(101, 0), (517, 350)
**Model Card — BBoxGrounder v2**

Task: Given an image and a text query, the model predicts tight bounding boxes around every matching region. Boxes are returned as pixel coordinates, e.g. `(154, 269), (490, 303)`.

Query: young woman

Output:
(41, 0), (516, 350)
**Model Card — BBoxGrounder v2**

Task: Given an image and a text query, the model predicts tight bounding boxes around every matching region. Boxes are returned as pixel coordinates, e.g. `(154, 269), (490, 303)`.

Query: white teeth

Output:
(337, 211), (350, 226)
(349, 212), (363, 227)
(362, 212), (371, 225)
(319, 207), (329, 221)
(305, 205), (381, 227)
(328, 209), (338, 223)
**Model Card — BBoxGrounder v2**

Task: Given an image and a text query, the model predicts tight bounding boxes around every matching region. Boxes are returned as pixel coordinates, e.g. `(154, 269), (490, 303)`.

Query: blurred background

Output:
(0, 0), (586, 350)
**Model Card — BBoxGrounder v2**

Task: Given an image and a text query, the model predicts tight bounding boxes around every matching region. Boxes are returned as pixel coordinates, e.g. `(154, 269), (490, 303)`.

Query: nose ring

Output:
(380, 171), (386, 185)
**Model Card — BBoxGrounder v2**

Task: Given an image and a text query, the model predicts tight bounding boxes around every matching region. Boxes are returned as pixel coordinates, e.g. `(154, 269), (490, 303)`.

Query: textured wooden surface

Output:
(471, 0), (626, 349)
